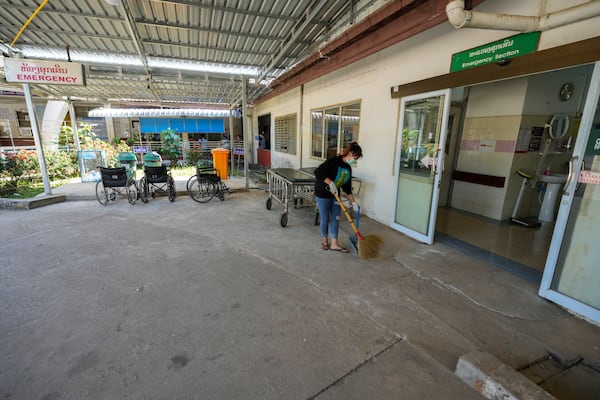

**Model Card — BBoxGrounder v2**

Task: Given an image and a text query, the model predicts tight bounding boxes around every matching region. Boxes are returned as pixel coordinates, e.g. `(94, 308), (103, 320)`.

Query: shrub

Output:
(0, 149), (39, 193)
(160, 128), (181, 165)
(45, 150), (78, 180)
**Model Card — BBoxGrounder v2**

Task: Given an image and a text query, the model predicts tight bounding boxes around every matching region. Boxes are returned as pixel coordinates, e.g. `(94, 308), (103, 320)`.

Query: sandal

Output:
(321, 242), (329, 250)
(329, 247), (349, 253)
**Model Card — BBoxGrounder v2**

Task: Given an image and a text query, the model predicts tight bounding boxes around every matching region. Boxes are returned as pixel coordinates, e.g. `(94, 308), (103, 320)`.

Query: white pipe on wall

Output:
(446, 0), (600, 32)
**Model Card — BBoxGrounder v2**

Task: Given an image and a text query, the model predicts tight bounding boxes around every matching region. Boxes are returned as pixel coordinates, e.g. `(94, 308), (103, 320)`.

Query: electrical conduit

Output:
(446, 0), (600, 32)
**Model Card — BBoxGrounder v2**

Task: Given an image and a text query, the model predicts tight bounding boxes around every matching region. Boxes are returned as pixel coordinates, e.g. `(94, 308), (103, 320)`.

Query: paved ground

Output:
(1, 177), (599, 400)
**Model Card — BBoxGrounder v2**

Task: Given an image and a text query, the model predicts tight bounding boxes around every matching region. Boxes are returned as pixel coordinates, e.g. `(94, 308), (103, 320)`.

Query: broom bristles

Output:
(357, 234), (383, 260)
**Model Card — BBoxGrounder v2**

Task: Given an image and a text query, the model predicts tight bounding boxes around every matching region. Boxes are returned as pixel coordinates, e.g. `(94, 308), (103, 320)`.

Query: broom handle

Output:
(331, 189), (363, 239)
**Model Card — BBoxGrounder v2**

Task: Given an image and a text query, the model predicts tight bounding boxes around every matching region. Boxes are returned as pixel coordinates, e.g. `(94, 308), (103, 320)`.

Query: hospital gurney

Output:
(266, 168), (316, 227)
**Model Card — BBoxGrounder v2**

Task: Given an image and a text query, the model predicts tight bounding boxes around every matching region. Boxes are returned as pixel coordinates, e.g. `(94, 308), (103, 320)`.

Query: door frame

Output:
(538, 61), (600, 324)
(391, 88), (451, 244)
(438, 102), (466, 207)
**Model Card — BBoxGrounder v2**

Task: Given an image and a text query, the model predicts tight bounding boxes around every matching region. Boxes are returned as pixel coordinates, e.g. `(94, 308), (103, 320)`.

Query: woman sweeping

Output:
(314, 141), (363, 252)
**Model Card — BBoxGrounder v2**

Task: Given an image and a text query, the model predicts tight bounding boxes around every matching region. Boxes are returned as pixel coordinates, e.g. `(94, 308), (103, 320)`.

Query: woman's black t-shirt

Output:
(314, 156), (353, 199)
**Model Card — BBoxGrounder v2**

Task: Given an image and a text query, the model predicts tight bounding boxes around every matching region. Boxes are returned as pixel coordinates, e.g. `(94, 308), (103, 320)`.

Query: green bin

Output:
(143, 151), (163, 167)
(118, 151), (137, 179)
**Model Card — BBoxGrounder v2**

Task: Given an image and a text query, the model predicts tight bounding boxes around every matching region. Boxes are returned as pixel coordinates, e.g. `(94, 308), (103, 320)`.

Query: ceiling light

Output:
(89, 108), (234, 118)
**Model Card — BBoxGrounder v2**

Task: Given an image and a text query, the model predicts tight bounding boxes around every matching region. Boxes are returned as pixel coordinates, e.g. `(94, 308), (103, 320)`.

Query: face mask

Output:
(347, 159), (357, 166)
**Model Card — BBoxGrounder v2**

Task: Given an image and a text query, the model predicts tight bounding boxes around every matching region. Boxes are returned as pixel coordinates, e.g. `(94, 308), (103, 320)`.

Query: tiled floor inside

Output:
(435, 207), (555, 273)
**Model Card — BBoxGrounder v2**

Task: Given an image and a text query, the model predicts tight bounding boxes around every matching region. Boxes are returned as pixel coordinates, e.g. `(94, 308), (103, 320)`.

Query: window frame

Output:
(310, 100), (361, 160)
(274, 113), (297, 154)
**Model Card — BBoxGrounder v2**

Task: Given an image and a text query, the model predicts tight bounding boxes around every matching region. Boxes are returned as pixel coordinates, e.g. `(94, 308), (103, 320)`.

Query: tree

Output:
(160, 128), (181, 166)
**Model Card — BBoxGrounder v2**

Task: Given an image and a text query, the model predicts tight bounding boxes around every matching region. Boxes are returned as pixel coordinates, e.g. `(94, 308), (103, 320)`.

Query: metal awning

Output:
(0, 0), (388, 108)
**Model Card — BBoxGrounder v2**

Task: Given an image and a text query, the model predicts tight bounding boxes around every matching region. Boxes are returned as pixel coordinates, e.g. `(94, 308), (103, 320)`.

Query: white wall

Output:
(255, 87), (302, 168)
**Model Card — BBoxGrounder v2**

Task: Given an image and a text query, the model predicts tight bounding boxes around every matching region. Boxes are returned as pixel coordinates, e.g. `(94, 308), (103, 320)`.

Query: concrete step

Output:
(455, 351), (556, 400)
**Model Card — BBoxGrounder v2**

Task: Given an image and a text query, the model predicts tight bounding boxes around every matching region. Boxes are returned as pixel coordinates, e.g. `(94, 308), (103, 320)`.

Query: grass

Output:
(0, 179), (74, 199)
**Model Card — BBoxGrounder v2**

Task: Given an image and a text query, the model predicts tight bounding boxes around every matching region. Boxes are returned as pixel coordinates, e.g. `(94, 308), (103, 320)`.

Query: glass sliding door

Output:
(392, 89), (451, 244)
(539, 62), (600, 325)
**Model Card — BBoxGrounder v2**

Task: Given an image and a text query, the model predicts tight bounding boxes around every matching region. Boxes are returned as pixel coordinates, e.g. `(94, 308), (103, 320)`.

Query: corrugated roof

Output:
(0, 0), (387, 108)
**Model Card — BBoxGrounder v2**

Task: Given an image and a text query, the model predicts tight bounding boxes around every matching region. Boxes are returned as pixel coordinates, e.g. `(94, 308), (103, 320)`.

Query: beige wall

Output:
(253, 0), (600, 225)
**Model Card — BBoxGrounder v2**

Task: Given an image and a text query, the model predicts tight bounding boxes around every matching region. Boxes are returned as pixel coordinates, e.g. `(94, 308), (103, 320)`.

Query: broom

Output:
(330, 189), (383, 260)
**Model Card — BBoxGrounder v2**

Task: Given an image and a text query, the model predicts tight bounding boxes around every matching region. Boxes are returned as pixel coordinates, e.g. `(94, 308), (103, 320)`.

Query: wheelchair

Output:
(188, 166), (231, 203)
(138, 165), (176, 203)
(96, 166), (139, 206)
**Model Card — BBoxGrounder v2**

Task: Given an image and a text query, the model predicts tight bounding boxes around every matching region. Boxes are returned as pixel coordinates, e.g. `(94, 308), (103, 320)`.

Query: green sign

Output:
(450, 32), (540, 72)
(586, 129), (600, 156)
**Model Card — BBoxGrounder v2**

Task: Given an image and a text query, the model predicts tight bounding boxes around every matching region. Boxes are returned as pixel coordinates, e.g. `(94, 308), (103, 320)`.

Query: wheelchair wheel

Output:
(95, 181), (109, 206)
(189, 176), (215, 203)
(167, 176), (176, 202)
(217, 183), (225, 201)
(139, 177), (149, 203)
(127, 180), (139, 205)
(186, 175), (196, 192)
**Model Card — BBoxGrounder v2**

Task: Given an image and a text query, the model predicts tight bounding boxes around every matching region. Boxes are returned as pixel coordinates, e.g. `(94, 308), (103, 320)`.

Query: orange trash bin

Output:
(211, 148), (230, 179)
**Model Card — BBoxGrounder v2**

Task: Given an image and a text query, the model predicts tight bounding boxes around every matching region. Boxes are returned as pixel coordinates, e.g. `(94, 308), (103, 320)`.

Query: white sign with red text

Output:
(3, 57), (85, 86)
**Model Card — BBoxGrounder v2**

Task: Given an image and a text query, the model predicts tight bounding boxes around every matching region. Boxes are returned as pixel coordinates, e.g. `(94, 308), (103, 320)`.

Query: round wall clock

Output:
(559, 82), (574, 102)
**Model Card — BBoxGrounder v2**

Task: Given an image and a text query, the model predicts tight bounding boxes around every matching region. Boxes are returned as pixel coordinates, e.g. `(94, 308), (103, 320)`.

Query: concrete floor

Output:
(1, 180), (599, 399)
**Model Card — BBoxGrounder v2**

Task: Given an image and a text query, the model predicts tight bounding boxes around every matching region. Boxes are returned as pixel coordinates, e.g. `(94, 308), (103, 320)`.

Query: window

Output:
(16, 111), (30, 128)
(341, 103), (360, 149)
(274, 113), (297, 154)
(311, 101), (360, 159)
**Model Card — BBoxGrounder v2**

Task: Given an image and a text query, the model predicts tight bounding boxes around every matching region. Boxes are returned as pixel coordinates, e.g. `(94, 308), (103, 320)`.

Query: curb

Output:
(0, 195), (66, 210)
(455, 351), (556, 400)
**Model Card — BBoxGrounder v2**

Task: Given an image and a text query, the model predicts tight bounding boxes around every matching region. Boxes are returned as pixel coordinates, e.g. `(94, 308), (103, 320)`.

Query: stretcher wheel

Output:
(280, 213), (288, 227)
(266, 198), (272, 210)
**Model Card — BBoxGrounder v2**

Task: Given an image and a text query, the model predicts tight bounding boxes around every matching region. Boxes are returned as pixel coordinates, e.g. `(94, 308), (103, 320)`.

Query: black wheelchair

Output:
(96, 166), (139, 206)
(187, 166), (231, 203)
(138, 165), (176, 203)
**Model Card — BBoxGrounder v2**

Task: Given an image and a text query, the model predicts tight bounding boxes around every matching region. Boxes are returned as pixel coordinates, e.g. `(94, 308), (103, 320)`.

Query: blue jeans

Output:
(316, 196), (341, 239)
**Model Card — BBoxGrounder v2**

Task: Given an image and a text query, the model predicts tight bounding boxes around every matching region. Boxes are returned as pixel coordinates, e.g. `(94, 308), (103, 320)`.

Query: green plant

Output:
(160, 128), (181, 165)
(0, 149), (39, 194)
(77, 123), (97, 145)
(125, 130), (140, 146)
(56, 125), (75, 150)
(45, 149), (78, 180)
(73, 123), (131, 167)
(55, 123), (103, 151)
(186, 147), (212, 166)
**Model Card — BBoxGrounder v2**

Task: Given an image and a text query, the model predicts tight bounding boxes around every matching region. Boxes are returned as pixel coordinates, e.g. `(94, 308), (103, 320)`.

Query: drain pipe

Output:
(446, 0), (600, 32)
